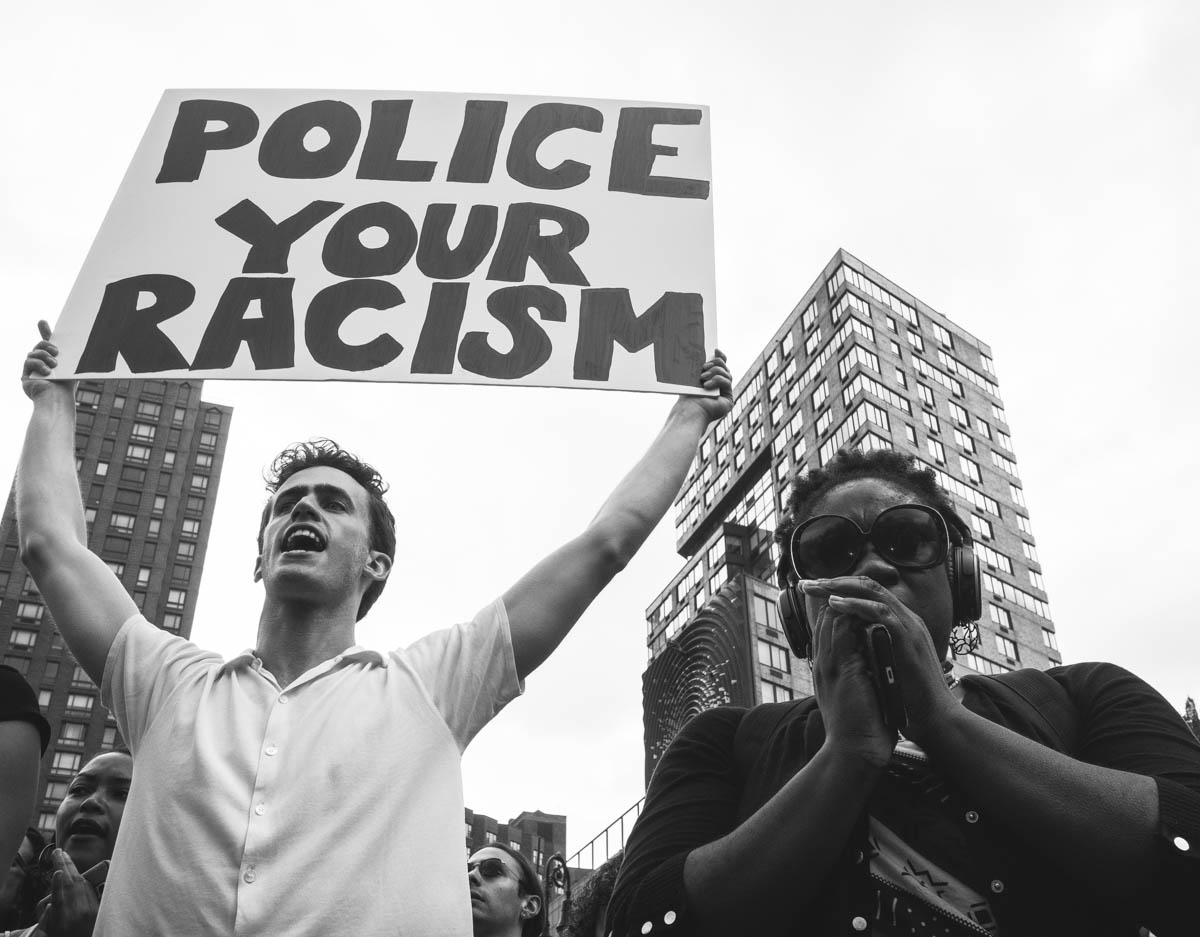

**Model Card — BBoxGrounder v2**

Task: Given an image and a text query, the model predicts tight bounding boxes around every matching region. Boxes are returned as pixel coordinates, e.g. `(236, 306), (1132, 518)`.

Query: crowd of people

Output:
(6, 322), (1200, 935)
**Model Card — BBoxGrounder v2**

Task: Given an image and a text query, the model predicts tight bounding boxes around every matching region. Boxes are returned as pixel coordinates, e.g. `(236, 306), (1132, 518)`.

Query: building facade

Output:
(464, 807), (567, 870)
(642, 249), (1060, 782)
(0, 378), (231, 836)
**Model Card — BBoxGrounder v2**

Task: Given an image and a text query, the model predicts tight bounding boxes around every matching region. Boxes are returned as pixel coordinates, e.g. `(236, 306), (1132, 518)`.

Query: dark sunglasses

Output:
(789, 503), (949, 580)
(467, 857), (520, 882)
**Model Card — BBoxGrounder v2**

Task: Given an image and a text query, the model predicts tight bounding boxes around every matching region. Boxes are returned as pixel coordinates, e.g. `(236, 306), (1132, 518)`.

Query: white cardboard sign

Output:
(52, 89), (716, 394)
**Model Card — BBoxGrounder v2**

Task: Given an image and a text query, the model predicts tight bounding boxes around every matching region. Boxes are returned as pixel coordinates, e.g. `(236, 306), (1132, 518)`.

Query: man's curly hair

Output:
(257, 439), (396, 620)
(773, 448), (961, 585)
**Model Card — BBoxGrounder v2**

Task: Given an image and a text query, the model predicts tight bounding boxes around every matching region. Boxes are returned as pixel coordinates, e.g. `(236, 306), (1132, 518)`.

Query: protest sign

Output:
(51, 90), (716, 394)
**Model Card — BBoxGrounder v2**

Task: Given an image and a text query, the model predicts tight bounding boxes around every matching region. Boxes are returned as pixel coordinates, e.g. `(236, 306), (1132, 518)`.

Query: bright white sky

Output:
(2, 1), (1197, 858)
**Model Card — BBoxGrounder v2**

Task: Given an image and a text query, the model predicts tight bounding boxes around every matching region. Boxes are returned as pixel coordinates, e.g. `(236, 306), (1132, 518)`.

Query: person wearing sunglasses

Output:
(608, 448), (1200, 937)
(467, 846), (545, 937)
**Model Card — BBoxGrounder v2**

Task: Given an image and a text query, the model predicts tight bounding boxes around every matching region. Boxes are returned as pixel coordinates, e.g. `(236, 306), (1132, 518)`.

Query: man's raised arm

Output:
(503, 352), (733, 680)
(18, 321), (138, 685)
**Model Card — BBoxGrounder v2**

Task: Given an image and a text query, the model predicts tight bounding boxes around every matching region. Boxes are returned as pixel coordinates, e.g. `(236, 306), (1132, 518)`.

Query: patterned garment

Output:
(865, 740), (998, 936)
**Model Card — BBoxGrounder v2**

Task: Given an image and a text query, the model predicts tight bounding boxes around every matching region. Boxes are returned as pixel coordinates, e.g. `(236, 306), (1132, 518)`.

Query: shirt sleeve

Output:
(101, 614), (222, 755)
(1057, 661), (1200, 935)
(606, 707), (746, 937)
(401, 597), (523, 751)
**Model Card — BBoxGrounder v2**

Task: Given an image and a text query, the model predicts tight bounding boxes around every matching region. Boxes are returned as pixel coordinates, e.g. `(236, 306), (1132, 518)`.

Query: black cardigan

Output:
(607, 662), (1200, 937)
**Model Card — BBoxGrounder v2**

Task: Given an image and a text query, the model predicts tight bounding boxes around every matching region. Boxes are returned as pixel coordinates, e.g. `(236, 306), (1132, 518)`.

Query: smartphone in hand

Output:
(862, 624), (907, 730)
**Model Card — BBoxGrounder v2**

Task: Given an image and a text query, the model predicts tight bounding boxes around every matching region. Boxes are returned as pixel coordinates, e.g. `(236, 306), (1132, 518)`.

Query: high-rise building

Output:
(0, 378), (231, 836)
(641, 249), (1060, 782)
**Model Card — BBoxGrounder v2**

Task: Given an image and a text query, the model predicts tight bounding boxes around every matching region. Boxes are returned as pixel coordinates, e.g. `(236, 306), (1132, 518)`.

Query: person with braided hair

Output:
(607, 448), (1200, 937)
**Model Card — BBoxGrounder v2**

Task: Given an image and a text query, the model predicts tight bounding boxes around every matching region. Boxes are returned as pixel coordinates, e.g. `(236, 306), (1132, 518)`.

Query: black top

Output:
(608, 662), (1200, 937)
(0, 664), (51, 754)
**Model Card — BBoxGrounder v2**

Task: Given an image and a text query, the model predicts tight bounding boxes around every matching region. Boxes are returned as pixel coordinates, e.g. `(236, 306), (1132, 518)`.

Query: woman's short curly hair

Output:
(564, 850), (623, 937)
(774, 448), (962, 584)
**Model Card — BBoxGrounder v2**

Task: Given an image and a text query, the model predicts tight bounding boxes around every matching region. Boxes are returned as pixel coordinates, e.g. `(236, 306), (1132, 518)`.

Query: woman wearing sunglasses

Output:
(467, 845), (545, 937)
(607, 449), (1200, 937)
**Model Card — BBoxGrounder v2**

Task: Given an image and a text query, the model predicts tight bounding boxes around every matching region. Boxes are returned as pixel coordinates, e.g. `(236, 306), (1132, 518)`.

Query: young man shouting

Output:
(19, 321), (731, 937)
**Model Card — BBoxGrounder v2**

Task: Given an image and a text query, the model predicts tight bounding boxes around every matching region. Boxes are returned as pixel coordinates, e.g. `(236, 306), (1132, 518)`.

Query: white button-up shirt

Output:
(99, 600), (521, 936)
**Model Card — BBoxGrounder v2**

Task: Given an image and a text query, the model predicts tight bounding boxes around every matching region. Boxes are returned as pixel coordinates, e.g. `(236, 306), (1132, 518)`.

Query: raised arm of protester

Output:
(502, 351), (731, 679)
(18, 322), (138, 686)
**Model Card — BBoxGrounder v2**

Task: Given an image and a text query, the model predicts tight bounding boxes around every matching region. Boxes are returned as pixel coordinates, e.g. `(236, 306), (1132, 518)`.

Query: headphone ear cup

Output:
(952, 544), (982, 624)
(777, 586), (812, 658)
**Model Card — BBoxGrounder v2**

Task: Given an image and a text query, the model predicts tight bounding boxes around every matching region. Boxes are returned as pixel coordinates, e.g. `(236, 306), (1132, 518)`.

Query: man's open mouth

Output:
(282, 526), (326, 553)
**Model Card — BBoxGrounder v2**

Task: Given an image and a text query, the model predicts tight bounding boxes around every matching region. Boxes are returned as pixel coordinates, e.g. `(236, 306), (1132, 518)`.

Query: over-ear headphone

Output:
(776, 504), (982, 658)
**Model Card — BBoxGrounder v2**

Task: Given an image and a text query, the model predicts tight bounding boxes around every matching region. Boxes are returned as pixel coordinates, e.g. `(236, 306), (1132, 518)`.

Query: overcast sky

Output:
(2, 0), (1197, 858)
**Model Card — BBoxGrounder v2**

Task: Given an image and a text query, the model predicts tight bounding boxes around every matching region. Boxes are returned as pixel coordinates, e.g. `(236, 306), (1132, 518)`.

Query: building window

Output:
(109, 512), (136, 533)
(204, 410), (222, 428)
(95, 461), (109, 477)
(71, 665), (91, 686)
(1042, 628), (1058, 651)
(102, 726), (119, 747)
(126, 444), (151, 462)
(812, 380), (829, 410)
(52, 752), (83, 775)
(199, 431), (218, 449)
(45, 780), (69, 803)
(1021, 541), (1039, 564)
(894, 368), (907, 388)
(1029, 570), (1045, 591)
(926, 438), (945, 464)
(146, 518), (161, 539)
(9, 628), (38, 649)
(59, 722), (87, 744)
(959, 457), (981, 483)
(172, 565), (192, 585)
(65, 694), (94, 713)
(970, 515), (993, 540)
(931, 322), (953, 348)
(76, 388), (101, 408)
(136, 401), (161, 420)
(757, 640), (791, 673)
(904, 424), (917, 445)
(167, 589), (188, 610)
(38, 690), (52, 709)
(189, 474), (209, 493)
(131, 422), (156, 442)
(917, 384), (935, 408)
(923, 411), (940, 435)
(906, 330), (924, 352)
(995, 634), (1019, 662)
(16, 602), (44, 623)
(989, 605), (1013, 631)
(760, 680), (794, 703)
(1009, 484), (1026, 508)
(953, 428), (975, 453)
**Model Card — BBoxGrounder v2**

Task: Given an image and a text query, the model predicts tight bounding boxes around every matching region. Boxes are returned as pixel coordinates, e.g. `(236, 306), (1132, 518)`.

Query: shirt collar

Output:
(218, 645), (384, 675)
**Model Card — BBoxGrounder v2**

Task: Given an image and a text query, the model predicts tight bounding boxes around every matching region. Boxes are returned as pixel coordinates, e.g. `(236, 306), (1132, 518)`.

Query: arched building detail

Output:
(642, 579), (755, 784)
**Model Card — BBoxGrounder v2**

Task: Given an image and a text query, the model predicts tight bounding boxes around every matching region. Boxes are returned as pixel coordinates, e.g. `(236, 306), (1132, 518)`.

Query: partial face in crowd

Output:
(468, 847), (539, 937)
(54, 752), (133, 873)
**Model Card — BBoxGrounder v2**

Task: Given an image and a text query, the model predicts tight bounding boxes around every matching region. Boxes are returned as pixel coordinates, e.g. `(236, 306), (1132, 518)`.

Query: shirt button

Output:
(640, 922), (653, 934)
(853, 850), (864, 864)
(265, 744), (278, 756)
(278, 694), (289, 704)
(851, 916), (868, 932)
(990, 879), (1005, 894)
(965, 810), (980, 823)
(243, 869), (256, 883)
(663, 911), (677, 925)
(254, 803), (266, 816)
(1174, 836), (1190, 852)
